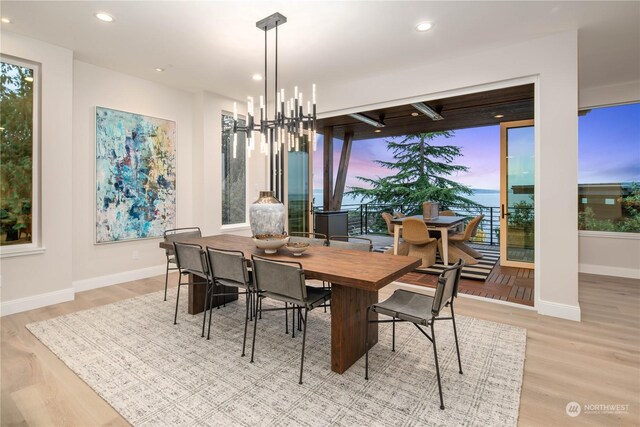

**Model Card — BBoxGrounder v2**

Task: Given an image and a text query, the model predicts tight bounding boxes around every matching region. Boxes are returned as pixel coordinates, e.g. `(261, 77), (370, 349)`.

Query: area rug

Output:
(416, 246), (500, 281)
(375, 245), (499, 281)
(27, 288), (526, 426)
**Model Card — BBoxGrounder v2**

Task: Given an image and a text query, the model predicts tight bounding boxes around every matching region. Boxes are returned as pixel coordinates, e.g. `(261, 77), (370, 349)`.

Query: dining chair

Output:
(172, 242), (210, 337)
(401, 218), (439, 267)
(328, 235), (373, 252)
(205, 247), (254, 356)
(288, 231), (328, 246)
(163, 227), (202, 301)
(446, 214), (485, 263)
(381, 212), (397, 237)
(365, 259), (465, 410)
(250, 255), (331, 384)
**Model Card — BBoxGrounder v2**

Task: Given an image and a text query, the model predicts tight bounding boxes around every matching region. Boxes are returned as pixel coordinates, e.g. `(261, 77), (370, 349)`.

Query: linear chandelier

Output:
(232, 12), (317, 162)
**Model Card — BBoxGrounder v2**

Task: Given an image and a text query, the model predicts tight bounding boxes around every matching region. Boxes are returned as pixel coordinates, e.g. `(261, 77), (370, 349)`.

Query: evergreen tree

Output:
(348, 132), (478, 210)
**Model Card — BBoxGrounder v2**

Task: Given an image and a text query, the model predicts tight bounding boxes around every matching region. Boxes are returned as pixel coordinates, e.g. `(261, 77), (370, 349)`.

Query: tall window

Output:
(221, 113), (246, 225)
(578, 103), (640, 233)
(0, 56), (39, 249)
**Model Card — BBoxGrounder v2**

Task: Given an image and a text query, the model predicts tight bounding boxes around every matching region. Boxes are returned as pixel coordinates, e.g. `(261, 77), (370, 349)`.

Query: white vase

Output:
(249, 191), (285, 236)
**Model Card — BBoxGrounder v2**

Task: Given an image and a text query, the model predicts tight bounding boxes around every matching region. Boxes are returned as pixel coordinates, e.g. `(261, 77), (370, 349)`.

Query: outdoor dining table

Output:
(391, 215), (466, 265)
(159, 234), (421, 374)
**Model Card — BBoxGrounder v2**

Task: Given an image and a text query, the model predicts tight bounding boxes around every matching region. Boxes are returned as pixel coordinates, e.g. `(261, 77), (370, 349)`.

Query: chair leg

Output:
(298, 307), (303, 332)
(206, 283), (216, 340)
(392, 317), (396, 352)
(450, 304), (463, 375)
(173, 279), (182, 325)
(164, 260), (170, 301)
(242, 291), (250, 357)
(292, 305), (296, 338)
(431, 321), (445, 410)
(202, 282), (211, 337)
(299, 308), (309, 385)
(250, 296), (260, 363)
(285, 302), (289, 334)
(365, 306), (371, 380)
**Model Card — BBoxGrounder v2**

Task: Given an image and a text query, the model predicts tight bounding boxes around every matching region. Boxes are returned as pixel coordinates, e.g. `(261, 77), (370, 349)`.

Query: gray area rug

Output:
(27, 287), (526, 426)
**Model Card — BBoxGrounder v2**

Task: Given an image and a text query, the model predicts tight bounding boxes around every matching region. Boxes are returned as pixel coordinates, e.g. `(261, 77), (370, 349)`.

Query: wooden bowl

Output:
(285, 242), (310, 256)
(252, 234), (290, 254)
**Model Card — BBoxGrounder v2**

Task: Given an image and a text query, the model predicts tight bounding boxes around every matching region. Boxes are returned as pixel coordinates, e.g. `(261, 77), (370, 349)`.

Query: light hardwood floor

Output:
(2, 273), (639, 426)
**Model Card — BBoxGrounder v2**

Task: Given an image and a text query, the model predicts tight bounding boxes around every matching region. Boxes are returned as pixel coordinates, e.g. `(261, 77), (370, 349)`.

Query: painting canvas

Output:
(95, 107), (176, 243)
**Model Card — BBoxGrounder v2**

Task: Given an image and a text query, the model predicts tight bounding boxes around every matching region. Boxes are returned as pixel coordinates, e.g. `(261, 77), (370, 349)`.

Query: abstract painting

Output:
(95, 107), (176, 243)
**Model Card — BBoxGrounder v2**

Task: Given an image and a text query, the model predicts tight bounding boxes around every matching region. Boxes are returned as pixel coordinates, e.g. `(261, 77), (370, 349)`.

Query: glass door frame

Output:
(500, 119), (535, 269)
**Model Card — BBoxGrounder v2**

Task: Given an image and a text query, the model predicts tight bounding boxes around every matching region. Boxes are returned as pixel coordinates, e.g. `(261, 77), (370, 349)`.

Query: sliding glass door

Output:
(500, 120), (535, 268)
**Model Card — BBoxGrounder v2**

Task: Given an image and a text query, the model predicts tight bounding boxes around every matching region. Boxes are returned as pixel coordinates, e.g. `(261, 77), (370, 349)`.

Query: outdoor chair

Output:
(446, 215), (485, 264)
(401, 218), (439, 267)
(365, 259), (465, 410)
(250, 255), (331, 384)
(439, 210), (456, 216)
(381, 212), (399, 237)
(163, 227), (202, 301)
(328, 235), (373, 252)
(205, 247), (255, 356)
(289, 231), (327, 246)
(172, 242), (211, 337)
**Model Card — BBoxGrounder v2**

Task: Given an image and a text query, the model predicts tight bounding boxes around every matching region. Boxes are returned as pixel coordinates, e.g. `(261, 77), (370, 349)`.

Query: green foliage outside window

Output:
(0, 60), (34, 245)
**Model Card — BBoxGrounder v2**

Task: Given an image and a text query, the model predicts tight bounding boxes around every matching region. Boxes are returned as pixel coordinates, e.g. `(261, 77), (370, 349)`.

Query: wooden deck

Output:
(397, 260), (535, 306)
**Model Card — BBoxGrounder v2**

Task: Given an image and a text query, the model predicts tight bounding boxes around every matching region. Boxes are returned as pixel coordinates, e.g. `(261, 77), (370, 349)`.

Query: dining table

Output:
(159, 234), (420, 374)
(391, 215), (466, 265)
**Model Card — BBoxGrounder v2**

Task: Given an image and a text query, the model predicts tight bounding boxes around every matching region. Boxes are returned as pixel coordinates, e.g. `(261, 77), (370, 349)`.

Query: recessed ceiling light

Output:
(252, 74), (263, 81)
(155, 67), (165, 72)
(494, 114), (504, 118)
(374, 129), (382, 133)
(411, 112), (419, 117)
(416, 22), (432, 32)
(1, 17), (11, 24)
(24, 76), (34, 82)
(95, 13), (114, 22)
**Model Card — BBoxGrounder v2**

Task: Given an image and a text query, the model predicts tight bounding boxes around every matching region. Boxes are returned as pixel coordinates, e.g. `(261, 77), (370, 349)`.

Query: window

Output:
(0, 56), (39, 251)
(578, 103), (640, 233)
(221, 113), (246, 225)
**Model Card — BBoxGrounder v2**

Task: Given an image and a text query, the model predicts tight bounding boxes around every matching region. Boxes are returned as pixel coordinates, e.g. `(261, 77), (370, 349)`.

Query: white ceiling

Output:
(1, 1), (638, 101)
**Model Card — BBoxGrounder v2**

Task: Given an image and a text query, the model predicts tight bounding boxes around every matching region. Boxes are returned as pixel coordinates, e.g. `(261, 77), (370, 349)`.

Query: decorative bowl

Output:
(253, 233), (290, 254)
(285, 242), (310, 256)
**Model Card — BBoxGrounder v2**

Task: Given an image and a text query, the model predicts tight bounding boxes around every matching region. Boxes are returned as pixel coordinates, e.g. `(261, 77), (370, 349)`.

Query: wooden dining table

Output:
(160, 234), (420, 374)
(391, 215), (466, 265)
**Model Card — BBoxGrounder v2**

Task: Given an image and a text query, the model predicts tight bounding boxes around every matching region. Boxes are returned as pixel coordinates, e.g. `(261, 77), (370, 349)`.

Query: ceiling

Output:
(317, 84), (534, 140)
(1, 1), (638, 104)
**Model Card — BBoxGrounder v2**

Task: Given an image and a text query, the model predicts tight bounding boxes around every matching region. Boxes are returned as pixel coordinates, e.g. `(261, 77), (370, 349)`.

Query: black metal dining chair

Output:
(328, 235), (373, 252)
(365, 259), (465, 410)
(250, 255), (331, 384)
(163, 227), (202, 301)
(205, 247), (254, 356)
(172, 241), (210, 337)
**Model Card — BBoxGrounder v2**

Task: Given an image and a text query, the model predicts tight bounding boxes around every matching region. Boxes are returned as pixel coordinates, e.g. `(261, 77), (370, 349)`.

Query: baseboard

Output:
(537, 299), (581, 322)
(1, 287), (75, 317)
(579, 263), (640, 280)
(73, 265), (166, 293)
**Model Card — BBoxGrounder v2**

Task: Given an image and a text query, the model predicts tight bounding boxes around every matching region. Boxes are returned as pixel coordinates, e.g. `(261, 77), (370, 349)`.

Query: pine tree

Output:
(348, 131), (478, 210)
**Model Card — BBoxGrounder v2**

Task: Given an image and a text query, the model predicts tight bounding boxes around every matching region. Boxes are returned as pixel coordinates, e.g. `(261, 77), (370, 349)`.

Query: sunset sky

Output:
(312, 103), (639, 192)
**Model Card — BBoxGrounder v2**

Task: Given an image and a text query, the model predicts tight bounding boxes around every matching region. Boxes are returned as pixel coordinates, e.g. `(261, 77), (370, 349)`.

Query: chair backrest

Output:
(461, 215), (484, 240)
(206, 247), (250, 289)
(289, 232), (327, 246)
(393, 211), (406, 219)
(431, 259), (464, 316)
(381, 212), (394, 235)
(328, 236), (372, 252)
(439, 210), (456, 216)
(164, 227), (202, 255)
(401, 218), (433, 245)
(173, 242), (207, 277)
(251, 255), (307, 304)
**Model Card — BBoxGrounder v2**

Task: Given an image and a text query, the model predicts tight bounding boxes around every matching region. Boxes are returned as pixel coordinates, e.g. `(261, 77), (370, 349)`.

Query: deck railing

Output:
(314, 203), (503, 246)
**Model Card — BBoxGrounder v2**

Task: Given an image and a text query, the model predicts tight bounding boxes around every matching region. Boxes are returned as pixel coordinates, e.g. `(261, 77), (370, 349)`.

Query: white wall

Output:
(320, 31), (581, 320)
(0, 32), (74, 314)
(577, 80), (640, 279)
(71, 61), (194, 289)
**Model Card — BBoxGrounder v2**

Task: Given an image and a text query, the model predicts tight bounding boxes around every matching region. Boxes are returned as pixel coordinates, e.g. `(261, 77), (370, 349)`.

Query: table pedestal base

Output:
(330, 283), (378, 374)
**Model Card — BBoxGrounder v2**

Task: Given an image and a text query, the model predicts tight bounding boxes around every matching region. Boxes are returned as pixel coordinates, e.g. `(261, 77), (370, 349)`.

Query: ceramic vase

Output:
(249, 191), (285, 236)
